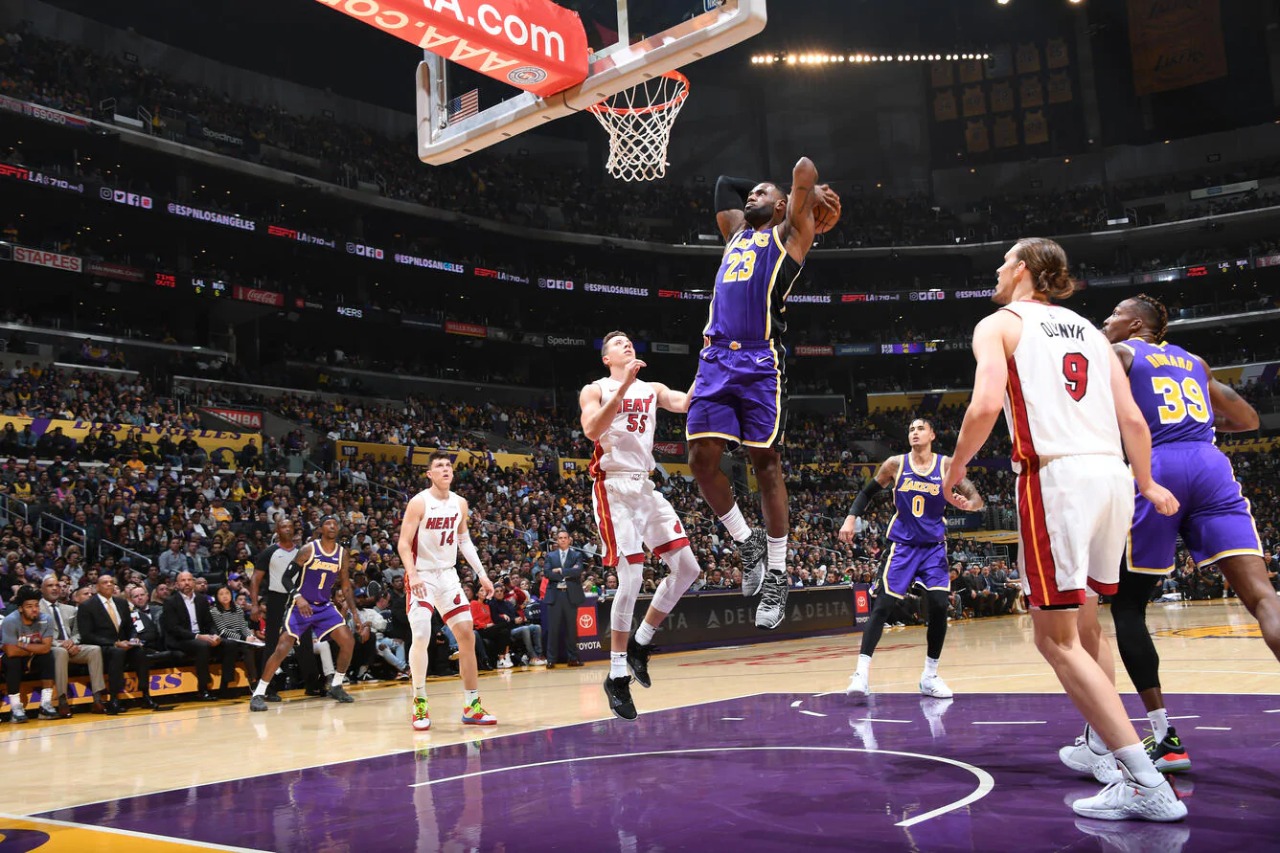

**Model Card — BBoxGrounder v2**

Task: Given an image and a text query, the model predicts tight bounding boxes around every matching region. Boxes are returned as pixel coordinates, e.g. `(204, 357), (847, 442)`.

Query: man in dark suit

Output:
(160, 570), (222, 701)
(544, 530), (586, 668)
(76, 574), (159, 714)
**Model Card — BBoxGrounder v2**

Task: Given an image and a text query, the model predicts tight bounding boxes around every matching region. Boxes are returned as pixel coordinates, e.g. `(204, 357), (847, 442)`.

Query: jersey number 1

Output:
(1062, 353), (1089, 401)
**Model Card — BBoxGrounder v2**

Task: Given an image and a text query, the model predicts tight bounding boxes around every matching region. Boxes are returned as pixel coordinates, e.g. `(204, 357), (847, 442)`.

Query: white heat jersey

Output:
(413, 489), (464, 569)
(588, 377), (658, 476)
(1000, 300), (1122, 473)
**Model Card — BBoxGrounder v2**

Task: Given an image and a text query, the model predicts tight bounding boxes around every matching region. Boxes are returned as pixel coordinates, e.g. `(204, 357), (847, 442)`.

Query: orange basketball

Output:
(814, 201), (840, 234)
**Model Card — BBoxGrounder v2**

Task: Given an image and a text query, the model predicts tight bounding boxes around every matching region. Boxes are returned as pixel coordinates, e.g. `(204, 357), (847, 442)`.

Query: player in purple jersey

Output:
(249, 516), (361, 710)
(1060, 295), (1280, 775)
(839, 419), (985, 702)
(688, 159), (840, 631)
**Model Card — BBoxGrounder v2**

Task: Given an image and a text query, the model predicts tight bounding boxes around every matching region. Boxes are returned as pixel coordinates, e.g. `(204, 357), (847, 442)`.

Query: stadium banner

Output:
(0, 95), (90, 129)
(407, 447), (536, 471)
(85, 260), (146, 283)
(598, 586), (858, 652)
(6, 665), (252, 709)
(867, 390), (972, 414)
(13, 246), (82, 273)
(1128, 0), (1228, 96)
(444, 321), (487, 338)
(834, 343), (877, 356)
(202, 408), (264, 430)
(538, 595), (607, 661)
(1189, 179), (1258, 201)
(652, 441), (685, 456)
(1253, 253), (1280, 269)
(337, 441), (407, 464)
(315, 0), (590, 98)
(852, 583), (872, 630)
(793, 345), (834, 357)
(232, 286), (285, 307)
(649, 341), (689, 355)
(0, 416), (260, 460)
(558, 457), (592, 478)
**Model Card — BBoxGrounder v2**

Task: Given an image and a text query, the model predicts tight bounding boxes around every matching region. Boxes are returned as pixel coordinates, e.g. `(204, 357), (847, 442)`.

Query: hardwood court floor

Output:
(1, 597), (1276, 851)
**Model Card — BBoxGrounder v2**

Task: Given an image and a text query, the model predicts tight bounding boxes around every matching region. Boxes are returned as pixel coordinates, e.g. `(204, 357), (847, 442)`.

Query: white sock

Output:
(253, 680), (270, 697)
(464, 689), (480, 707)
(414, 686), (428, 701)
(610, 651), (628, 678)
(1148, 708), (1169, 743)
(41, 688), (53, 705)
(766, 535), (787, 576)
(923, 656), (939, 679)
(635, 621), (656, 646)
(331, 672), (345, 688)
(1114, 742), (1163, 787)
(1086, 724), (1109, 754)
(718, 505), (751, 542)
(856, 654), (872, 678)
(7, 694), (20, 709)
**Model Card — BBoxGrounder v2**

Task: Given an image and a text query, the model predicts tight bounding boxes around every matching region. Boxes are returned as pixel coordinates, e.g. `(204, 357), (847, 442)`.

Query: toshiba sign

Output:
(315, 0), (589, 98)
(13, 247), (81, 273)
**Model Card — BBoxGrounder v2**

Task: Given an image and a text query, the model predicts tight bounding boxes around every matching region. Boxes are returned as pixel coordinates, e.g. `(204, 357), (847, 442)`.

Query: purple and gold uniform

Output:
(686, 225), (802, 448)
(284, 539), (346, 640)
(1121, 338), (1262, 573)
(879, 454), (951, 598)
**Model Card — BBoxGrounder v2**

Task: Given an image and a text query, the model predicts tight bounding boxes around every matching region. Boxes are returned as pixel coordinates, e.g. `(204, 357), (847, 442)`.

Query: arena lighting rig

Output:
(750, 52), (991, 65)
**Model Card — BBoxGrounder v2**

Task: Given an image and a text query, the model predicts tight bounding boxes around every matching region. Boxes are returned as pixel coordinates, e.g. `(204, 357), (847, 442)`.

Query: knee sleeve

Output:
(611, 562), (644, 633)
(925, 590), (951, 617)
(1111, 571), (1161, 693)
(651, 547), (701, 615)
(859, 591), (898, 656)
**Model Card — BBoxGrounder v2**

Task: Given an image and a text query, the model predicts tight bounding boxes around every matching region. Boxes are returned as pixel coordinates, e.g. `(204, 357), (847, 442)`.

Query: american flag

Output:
(447, 89), (480, 125)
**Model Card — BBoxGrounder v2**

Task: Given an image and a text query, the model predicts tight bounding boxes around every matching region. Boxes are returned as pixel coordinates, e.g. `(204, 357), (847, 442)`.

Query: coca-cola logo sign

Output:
(232, 286), (284, 307)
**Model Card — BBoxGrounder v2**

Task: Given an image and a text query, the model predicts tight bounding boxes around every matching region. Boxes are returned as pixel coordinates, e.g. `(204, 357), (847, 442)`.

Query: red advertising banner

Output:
(652, 441), (686, 456)
(13, 246), (82, 273)
(576, 606), (598, 637)
(203, 408), (264, 430)
(314, 0), (589, 98)
(445, 320), (488, 338)
(232, 286), (285, 307)
(86, 261), (145, 283)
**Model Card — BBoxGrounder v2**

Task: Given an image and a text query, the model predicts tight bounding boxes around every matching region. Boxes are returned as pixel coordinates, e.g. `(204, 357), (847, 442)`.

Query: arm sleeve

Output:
(458, 532), (485, 576)
(715, 175), (758, 213)
(849, 479), (886, 518)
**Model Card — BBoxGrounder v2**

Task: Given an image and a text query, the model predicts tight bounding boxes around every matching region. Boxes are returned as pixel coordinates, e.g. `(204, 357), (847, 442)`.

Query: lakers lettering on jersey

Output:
(887, 454), (947, 545)
(1119, 339), (1215, 446)
(588, 378), (657, 477)
(1001, 301), (1122, 471)
(414, 490), (463, 569)
(297, 540), (341, 606)
(704, 226), (802, 343)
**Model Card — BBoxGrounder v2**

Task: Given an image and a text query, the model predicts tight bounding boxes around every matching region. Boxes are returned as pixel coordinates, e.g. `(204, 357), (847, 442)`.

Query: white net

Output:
(587, 71), (689, 182)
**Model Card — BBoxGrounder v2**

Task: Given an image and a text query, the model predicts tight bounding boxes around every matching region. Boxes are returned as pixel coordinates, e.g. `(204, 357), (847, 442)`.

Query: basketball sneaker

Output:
(1073, 818), (1191, 853)
(918, 674), (953, 699)
(739, 528), (767, 597)
(845, 671), (870, 700)
(1071, 768), (1187, 822)
(754, 571), (789, 630)
(411, 697), (430, 732)
(1059, 724), (1123, 784)
(249, 694), (268, 712)
(1145, 727), (1191, 773)
(603, 675), (638, 721)
(328, 685), (355, 704)
(461, 699), (497, 726)
(626, 636), (654, 688)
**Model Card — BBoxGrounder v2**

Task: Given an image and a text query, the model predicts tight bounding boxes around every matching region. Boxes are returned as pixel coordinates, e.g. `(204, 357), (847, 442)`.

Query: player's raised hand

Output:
(479, 574), (496, 598)
(816, 183), (841, 217)
(838, 515), (858, 544)
(1140, 480), (1180, 516)
(621, 358), (646, 389)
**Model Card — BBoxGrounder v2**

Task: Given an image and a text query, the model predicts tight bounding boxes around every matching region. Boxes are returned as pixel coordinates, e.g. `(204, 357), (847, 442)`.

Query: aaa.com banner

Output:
(314, 0), (590, 98)
(0, 416), (260, 460)
(1128, 0), (1228, 95)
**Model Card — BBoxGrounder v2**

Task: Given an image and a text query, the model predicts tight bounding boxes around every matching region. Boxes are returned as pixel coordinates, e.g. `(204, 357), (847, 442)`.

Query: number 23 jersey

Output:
(588, 377), (657, 476)
(1000, 300), (1122, 472)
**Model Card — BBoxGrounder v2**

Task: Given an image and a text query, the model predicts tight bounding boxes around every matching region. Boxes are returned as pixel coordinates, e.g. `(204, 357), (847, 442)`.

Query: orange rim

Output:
(587, 71), (690, 117)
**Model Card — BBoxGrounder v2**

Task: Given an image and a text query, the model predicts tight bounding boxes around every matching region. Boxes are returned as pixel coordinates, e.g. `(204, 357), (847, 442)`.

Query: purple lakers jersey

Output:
(1122, 339), (1215, 446)
(887, 454), (947, 545)
(297, 540), (342, 605)
(704, 226), (802, 342)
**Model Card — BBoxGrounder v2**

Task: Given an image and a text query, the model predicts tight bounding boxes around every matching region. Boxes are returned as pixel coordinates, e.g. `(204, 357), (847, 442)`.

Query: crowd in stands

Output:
(5, 26), (1280, 249)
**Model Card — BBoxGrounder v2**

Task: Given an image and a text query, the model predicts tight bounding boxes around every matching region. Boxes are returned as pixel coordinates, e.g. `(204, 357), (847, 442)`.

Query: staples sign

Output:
(14, 247), (81, 273)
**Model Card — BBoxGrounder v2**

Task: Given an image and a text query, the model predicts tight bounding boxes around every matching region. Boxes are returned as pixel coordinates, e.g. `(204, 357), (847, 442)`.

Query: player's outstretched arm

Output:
(714, 175), (756, 241)
(838, 456), (899, 543)
(398, 495), (428, 599)
(780, 156), (819, 258)
(944, 458), (986, 512)
(1192, 354), (1260, 432)
(654, 381), (690, 414)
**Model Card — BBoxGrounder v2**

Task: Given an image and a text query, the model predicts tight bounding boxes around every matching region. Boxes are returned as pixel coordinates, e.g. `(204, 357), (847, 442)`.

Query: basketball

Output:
(814, 186), (841, 234)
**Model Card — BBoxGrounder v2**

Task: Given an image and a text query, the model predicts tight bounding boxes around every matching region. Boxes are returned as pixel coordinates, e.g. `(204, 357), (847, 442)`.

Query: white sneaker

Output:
(1071, 770), (1187, 822)
(845, 671), (870, 700)
(496, 656), (513, 670)
(1060, 725), (1123, 784)
(754, 572), (789, 630)
(918, 674), (953, 699)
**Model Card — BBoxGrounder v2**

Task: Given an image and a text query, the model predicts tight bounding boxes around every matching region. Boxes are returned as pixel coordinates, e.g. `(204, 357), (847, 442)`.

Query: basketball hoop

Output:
(587, 71), (690, 182)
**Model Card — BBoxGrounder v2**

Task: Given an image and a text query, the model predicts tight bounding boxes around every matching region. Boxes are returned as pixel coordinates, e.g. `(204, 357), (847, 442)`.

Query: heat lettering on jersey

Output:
(422, 515), (459, 530)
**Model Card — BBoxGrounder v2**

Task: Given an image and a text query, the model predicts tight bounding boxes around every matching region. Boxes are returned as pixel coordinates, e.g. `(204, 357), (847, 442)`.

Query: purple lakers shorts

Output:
(285, 601), (346, 640)
(878, 542), (950, 598)
(1128, 443), (1262, 574)
(686, 340), (786, 449)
